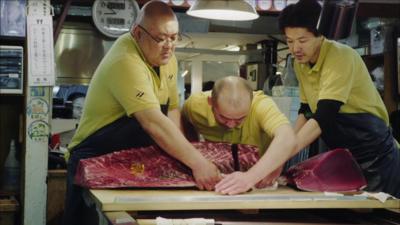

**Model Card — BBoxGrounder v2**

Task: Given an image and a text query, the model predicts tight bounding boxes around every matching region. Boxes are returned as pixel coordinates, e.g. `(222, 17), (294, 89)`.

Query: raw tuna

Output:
(284, 148), (367, 192)
(74, 142), (260, 189)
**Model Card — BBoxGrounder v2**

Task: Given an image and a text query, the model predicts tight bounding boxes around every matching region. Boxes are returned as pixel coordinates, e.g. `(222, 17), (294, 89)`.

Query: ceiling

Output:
(173, 12), (283, 61)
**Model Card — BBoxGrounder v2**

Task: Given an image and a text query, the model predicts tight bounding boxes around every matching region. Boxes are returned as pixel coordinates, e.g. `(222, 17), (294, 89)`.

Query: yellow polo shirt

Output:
(69, 33), (179, 150)
(183, 91), (290, 155)
(294, 38), (389, 125)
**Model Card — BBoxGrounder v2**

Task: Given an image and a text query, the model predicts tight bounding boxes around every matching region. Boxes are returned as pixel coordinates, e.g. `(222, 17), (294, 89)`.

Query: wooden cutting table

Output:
(85, 186), (400, 225)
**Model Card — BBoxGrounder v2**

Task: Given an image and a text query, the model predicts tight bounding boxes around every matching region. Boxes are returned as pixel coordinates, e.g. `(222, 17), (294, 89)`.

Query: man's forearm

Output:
(294, 114), (307, 133)
(247, 125), (296, 183)
(168, 108), (184, 133)
(293, 118), (321, 157)
(135, 109), (204, 169)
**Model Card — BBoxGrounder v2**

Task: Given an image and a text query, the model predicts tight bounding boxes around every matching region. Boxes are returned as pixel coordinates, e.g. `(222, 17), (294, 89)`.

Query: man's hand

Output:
(255, 165), (283, 188)
(191, 159), (221, 191)
(214, 171), (256, 195)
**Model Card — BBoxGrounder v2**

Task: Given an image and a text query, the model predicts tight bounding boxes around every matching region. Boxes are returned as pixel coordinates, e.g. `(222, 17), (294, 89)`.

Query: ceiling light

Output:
(181, 70), (189, 77)
(186, 0), (259, 21)
(221, 45), (240, 51)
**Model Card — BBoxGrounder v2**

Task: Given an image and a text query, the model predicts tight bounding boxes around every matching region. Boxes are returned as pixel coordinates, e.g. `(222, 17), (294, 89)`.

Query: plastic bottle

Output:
(271, 73), (285, 97)
(282, 54), (299, 97)
(1, 139), (20, 192)
(282, 54), (298, 87)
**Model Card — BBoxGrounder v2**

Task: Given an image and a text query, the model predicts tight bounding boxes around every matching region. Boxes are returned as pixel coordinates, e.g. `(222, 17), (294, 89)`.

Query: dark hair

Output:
(278, 0), (322, 36)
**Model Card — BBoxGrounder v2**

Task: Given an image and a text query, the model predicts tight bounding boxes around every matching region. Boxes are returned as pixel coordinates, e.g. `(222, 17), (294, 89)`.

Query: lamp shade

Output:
(187, 0), (259, 21)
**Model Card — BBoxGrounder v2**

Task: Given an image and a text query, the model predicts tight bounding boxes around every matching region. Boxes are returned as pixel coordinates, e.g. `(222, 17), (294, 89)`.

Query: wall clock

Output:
(92, 0), (140, 38)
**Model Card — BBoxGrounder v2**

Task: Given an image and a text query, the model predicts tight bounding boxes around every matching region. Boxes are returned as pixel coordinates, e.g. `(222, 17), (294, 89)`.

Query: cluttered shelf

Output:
(0, 195), (19, 225)
(0, 36), (25, 46)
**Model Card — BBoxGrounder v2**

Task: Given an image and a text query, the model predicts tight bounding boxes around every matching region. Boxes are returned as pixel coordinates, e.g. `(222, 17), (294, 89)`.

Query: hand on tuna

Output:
(255, 166), (283, 189)
(214, 171), (255, 195)
(192, 160), (221, 191)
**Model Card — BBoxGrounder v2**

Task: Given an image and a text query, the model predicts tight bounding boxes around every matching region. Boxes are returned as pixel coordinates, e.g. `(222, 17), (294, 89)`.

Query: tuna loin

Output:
(284, 148), (367, 192)
(74, 142), (260, 189)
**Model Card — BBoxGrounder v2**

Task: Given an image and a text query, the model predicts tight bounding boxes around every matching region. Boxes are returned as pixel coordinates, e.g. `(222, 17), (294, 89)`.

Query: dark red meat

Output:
(74, 142), (260, 189)
(284, 148), (367, 192)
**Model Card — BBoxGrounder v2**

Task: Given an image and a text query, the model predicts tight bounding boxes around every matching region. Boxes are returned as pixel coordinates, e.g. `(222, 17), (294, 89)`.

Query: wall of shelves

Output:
(359, 28), (399, 115)
(0, 36), (25, 225)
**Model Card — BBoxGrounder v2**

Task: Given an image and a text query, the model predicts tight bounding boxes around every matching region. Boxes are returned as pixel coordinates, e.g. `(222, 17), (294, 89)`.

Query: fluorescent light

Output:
(181, 70), (189, 77)
(222, 45), (240, 51)
(187, 0), (259, 21)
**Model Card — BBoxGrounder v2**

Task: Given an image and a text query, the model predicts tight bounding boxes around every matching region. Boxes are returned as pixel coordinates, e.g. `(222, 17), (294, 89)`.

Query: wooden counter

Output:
(89, 186), (399, 212)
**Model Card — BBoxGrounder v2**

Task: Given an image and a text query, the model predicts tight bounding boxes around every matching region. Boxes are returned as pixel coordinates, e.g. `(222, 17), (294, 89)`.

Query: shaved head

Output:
(135, 0), (177, 28)
(209, 76), (253, 129)
(131, 0), (179, 66)
(211, 76), (253, 108)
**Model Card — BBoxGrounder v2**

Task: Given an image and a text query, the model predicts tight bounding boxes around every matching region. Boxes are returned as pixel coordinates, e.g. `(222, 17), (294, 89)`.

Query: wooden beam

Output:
(53, 0), (72, 42)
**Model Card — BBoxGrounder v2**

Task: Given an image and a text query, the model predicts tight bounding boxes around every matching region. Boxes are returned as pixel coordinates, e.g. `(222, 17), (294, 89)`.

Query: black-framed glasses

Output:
(138, 24), (181, 46)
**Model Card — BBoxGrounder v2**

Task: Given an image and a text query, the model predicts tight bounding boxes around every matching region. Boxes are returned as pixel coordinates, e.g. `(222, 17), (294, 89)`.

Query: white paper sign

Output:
(27, 15), (55, 86)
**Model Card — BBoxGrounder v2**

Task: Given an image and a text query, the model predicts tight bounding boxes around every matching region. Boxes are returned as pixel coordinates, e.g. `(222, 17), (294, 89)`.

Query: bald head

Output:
(211, 76), (253, 109)
(131, 0), (179, 66)
(135, 0), (177, 28)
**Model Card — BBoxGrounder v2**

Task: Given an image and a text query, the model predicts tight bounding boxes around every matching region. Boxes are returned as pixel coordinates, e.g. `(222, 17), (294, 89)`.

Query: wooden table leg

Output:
(104, 211), (138, 225)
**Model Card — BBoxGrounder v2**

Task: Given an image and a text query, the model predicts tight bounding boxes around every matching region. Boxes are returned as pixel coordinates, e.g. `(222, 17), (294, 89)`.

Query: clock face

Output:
(258, 0), (272, 10)
(171, 0), (184, 6)
(274, 0), (286, 11)
(92, 0), (140, 38)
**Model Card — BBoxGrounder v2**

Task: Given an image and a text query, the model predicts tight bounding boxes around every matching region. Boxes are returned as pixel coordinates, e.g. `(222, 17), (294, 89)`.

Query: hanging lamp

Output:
(186, 0), (259, 21)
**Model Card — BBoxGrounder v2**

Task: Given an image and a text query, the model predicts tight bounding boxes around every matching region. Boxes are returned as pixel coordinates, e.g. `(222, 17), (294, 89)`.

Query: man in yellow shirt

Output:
(278, 0), (399, 197)
(63, 1), (220, 225)
(183, 76), (297, 195)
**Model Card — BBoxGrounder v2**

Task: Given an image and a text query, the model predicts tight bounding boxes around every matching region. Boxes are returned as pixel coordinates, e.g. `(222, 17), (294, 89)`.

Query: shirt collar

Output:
(129, 33), (161, 77)
(129, 32), (153, 67)
(309, 37), (328, 73)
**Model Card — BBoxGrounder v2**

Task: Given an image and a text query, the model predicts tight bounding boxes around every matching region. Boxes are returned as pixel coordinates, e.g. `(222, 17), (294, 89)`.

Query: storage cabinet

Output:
(0, 35), (25, 225)
(46, 169), (67, 225)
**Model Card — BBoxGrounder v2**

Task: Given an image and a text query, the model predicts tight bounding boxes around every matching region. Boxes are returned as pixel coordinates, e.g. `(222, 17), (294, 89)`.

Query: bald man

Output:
(62, 1), (220, 224)
(182, 76), (297, 195)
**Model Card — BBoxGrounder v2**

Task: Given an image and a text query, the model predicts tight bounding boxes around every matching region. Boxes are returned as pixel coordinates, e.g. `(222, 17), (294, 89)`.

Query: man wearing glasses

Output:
(182, 76), (297, 195)
(63, 1), (220, 225)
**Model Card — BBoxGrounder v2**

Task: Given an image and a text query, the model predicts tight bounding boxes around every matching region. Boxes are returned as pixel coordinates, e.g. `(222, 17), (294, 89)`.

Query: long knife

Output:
(231, 143), (240, 171)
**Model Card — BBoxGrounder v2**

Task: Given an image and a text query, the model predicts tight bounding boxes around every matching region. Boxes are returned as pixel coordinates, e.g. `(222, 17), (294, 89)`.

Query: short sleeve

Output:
(294, 62), (307, 104)
(254, 97), (290, 137)
(319, 51), (355, 103)
(107, 57), (160, 116)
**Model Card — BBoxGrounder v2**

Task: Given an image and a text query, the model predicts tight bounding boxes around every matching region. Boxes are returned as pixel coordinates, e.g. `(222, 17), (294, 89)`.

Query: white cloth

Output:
(357, 192), (396, 203)
(156, 217), (215, 225)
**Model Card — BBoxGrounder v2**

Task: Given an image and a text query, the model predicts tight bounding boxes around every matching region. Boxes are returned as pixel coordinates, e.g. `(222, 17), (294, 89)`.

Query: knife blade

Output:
(231, 143), (240, 171)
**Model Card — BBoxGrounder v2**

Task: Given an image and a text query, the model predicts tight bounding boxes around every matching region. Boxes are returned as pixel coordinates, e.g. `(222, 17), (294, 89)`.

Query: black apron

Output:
(71, 100), (170, 154)
(63, 101), (170, 225)
(320, 113), (400, 197)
